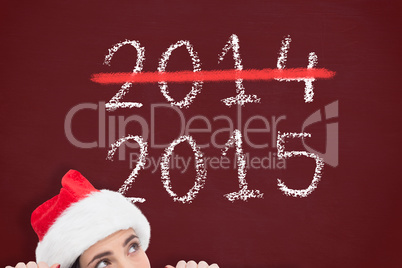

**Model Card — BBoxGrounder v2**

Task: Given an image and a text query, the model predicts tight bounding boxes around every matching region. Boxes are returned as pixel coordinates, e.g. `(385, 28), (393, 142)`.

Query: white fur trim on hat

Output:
(35, 190), (150, 268)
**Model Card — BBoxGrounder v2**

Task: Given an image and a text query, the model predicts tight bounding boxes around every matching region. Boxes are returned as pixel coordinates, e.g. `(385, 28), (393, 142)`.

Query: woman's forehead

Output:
(80, 228), (137, 260)
(93, 228), (137, 247)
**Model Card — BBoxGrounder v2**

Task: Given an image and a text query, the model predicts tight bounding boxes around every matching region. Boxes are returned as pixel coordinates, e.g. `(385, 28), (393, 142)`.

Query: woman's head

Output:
(79, 228), (150, 268)
(31, 170), (151, 268)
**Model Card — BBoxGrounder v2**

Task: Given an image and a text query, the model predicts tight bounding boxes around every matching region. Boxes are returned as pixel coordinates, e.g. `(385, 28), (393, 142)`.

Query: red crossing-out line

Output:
(91, 68), (335, 84)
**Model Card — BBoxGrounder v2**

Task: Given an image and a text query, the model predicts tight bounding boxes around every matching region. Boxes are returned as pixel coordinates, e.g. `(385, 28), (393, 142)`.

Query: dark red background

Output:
(1, 1), (401, 267)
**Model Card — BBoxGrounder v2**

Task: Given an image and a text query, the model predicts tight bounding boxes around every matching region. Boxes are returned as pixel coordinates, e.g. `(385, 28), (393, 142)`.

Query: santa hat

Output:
(31, 170), (150, 268)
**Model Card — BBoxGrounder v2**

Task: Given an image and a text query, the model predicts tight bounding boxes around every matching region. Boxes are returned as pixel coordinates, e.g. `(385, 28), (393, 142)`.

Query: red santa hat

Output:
(31, 170), (150, 268)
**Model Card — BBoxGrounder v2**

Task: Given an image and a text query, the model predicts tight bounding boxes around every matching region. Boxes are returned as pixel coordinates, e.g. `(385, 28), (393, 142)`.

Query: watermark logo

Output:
(64, 101), (338, 168)
(64, 102), (286, 159)
(302, 100), (338, 167)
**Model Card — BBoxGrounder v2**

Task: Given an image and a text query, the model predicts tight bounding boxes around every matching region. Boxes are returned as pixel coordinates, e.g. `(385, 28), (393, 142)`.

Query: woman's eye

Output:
(128, 243), (140, 254)
(95, 260), (109, 268)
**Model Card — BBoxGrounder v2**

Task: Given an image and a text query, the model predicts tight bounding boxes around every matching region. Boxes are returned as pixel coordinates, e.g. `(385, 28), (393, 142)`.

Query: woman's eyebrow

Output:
(123, 234), (139, 247)
(87, 251), (112, 266)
